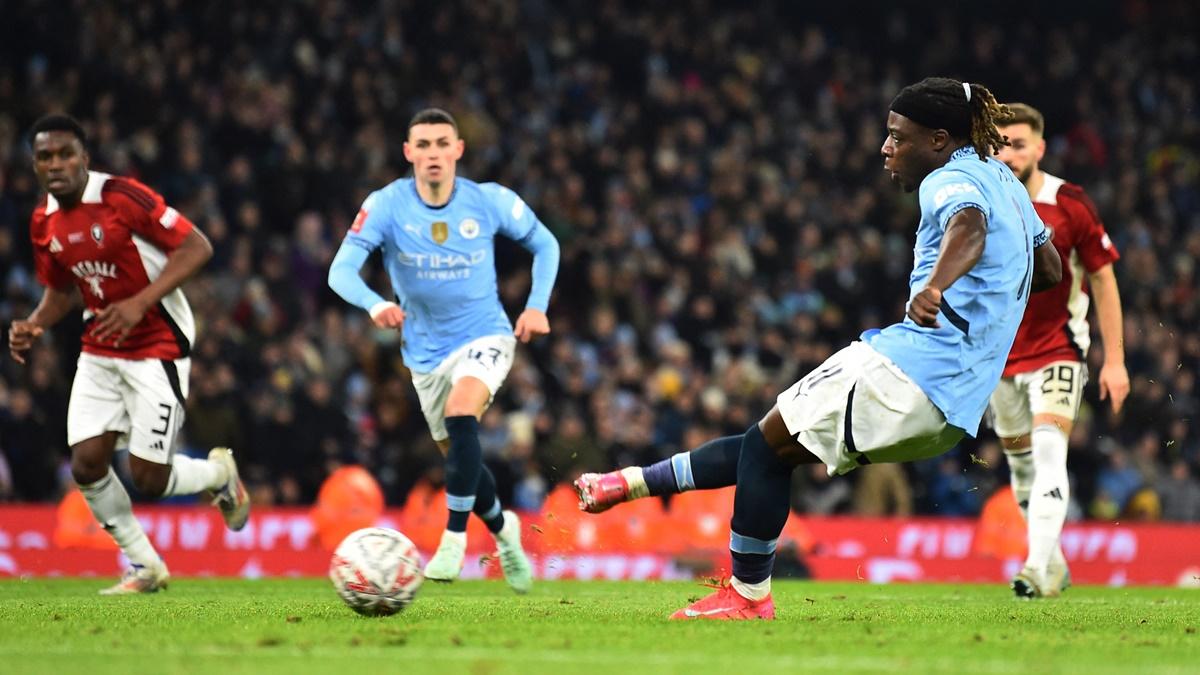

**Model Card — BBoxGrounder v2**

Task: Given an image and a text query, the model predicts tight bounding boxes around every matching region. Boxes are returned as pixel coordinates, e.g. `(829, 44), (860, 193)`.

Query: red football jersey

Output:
(1004, 173), (1120, 376)
(30, 171), (197, 360)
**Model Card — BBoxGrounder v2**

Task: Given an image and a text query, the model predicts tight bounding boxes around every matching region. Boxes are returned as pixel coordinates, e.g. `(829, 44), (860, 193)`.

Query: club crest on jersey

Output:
(431, 221), (449, 245)
(91, 223), (104, 246)
(458, 218), (480, 240)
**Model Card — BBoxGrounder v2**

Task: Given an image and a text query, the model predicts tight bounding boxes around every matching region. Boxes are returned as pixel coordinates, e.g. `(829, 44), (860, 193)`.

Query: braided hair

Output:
(964, 82), (1011, 160)
(890, 77), (1011, 160)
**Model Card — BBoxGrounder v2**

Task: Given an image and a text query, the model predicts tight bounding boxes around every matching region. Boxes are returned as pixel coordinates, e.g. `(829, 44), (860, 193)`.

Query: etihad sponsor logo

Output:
(397, 249), (486, 268)
(71, 260), (118, 299)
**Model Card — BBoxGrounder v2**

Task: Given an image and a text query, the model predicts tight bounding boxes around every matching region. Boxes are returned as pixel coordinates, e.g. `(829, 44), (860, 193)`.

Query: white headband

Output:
(963, 82), (972, 102)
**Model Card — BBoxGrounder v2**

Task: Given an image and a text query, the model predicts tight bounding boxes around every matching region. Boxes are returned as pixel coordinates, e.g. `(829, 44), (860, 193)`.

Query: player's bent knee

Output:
(759, 408), (820, 467)
(70, 456), (108, 486)
(1031, 413), (1073, 437)
(70, 433), (118, 485)
(129, 458), (171, 497)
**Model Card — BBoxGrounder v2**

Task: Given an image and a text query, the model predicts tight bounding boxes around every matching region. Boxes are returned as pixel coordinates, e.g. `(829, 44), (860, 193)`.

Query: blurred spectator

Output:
(1157, 460), (1200, 521)
(796, 464), (852, 515)
(1093, 450), (1143, 517)
(853, 464), (913, 517)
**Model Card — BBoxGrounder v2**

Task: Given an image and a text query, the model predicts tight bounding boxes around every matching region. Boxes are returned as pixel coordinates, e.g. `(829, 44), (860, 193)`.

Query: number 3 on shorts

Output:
(151, 402), (174, 436)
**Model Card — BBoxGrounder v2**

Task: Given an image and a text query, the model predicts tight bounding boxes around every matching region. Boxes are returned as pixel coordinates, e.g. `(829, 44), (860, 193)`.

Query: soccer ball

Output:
(329, 527), (423, 616)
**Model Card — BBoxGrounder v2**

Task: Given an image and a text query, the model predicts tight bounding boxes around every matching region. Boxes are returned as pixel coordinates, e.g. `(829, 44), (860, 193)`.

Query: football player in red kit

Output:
(8, 114), (250, 594)
(989, 103), (1127, 599)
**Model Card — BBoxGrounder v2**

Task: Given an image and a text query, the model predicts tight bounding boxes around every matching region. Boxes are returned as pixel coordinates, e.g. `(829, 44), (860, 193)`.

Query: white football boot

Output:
(207, 447), (250, 531)
(1045, 546), (1072, 596)
(423, 530), (467, 582)
(495, 510), (533, 594)
(99, 562), (170, 595)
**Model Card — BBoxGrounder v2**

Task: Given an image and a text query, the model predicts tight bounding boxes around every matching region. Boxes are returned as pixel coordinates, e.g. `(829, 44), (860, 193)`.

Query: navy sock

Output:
(641, 459), (677, 496)
(729, 424), (793, 584)
(690, 435), (742, 489)
(444, 415), (482, 532)
(473, 465), (506, 534)
(643, 435), (742, 496)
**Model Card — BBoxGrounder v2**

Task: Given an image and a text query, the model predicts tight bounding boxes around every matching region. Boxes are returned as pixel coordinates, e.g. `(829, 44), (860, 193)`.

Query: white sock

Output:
(79, 468), (160, 568)
(162, 454), (228, 497)
(1025, 424), (1070, 576)
(1006, 447), (1035, 521)
(731, 575), (772, 601)
(619, 467), (649, 500)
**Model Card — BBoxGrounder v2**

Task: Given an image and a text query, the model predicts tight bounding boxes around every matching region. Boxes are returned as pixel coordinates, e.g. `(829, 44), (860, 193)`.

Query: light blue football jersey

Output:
(864, 146), (1049, 435)
(343, 177), (546, 371)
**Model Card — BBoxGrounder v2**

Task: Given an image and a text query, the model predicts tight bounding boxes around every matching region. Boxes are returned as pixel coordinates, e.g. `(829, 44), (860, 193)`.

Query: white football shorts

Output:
(410, 334), (517, 442)
(989, 360), (1087, 439)
(67, 352), (189, 464)
(776, 341), (964, 476)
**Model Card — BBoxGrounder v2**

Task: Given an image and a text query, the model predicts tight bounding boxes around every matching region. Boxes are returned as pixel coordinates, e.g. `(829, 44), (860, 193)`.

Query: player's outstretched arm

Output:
(1088, 263), (1128, 413)
(92, 228), (213, 344)
(327, 242), (402, 329)
(908, 207), (987, 328)
(513, 222), (560, 343)
(8, 285), (77, 363)
(1030, 232), (1062, 292)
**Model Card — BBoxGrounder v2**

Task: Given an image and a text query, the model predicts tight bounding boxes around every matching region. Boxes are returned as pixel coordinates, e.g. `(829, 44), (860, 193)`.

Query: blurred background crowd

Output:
(2, 0), (1198, 522)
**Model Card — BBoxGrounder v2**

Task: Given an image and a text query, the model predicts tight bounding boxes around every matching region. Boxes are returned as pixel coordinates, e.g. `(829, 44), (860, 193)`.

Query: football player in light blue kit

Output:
(576, 78), (1063, 619)
(328, 109), (560, 593)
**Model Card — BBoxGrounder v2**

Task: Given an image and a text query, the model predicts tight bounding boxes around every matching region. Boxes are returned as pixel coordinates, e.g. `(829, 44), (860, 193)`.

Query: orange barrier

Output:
(309, 466), (386, 550)
(973, 485), (1027, 559)
(53, 489), (117, 550)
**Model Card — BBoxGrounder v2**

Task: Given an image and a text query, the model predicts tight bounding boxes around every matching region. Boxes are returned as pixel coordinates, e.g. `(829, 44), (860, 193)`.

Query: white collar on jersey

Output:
(44, 171), (112, 215)
(1034, 172), (1065, 206)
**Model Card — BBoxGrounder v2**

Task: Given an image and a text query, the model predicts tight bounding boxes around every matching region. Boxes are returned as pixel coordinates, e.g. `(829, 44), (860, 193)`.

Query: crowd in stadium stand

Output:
(2, 1), (1198, 522)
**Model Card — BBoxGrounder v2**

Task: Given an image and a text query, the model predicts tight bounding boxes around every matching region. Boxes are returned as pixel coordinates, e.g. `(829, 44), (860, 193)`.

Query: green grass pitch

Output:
(0, 579), (1196, 674)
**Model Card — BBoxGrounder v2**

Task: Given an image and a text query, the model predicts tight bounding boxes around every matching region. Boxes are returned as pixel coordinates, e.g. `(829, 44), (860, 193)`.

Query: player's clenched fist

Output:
(513, 308), (550, 343)
(369, 301), (405, 329)
(907, 286), (943, 328)
(7, 320), (44, 364)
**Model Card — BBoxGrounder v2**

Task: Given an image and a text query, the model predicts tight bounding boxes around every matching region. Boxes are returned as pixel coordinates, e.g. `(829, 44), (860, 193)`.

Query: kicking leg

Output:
(575, 434), (743, 513)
